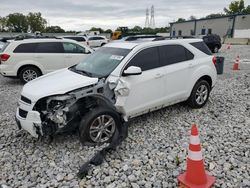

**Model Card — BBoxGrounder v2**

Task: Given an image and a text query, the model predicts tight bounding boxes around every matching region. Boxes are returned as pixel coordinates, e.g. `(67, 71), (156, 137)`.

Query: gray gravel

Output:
(0, 44), (250, 188)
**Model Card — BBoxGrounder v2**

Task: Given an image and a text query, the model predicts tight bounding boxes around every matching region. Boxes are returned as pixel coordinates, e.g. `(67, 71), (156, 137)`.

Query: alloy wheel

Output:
(195, 85), (208, 105)
(23, 69), (38, 82)
(89, 115), (116, 143)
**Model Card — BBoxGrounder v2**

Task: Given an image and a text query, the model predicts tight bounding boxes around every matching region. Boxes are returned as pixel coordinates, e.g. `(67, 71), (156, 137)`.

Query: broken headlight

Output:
(47, 95), (73, 111)
(46, 95), (74, 127)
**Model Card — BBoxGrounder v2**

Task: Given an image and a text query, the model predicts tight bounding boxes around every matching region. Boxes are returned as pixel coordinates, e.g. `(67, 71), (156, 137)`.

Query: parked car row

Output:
(0, 33), (221, 83)
(60, 35), (109, 48)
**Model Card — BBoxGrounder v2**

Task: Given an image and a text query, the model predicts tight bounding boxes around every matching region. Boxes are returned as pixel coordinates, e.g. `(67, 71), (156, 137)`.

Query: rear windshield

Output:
(190, 42), (212, 55)
(0, 42), (10, 52)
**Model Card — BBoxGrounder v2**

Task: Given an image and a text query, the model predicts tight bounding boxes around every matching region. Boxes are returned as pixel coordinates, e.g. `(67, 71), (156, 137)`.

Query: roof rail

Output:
(14, 36), (62, 41)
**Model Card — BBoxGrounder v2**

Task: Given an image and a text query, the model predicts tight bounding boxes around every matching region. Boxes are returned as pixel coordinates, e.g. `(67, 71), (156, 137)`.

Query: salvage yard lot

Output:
(0, 45), (250, 188)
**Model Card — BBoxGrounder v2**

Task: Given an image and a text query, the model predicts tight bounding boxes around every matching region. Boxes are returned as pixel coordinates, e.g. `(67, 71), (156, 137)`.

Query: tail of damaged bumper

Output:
(15, 107), (43, 138)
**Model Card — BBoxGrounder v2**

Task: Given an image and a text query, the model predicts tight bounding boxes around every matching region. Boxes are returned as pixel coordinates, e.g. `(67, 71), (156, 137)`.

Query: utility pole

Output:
(145, 8), (150, 28)
(149, 5), (155, 28)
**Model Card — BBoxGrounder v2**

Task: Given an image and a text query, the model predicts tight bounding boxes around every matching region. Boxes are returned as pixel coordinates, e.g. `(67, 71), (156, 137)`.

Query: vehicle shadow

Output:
(0, 77), (22, 86)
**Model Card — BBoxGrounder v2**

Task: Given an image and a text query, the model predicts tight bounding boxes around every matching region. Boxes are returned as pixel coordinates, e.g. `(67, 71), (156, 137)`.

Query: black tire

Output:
(19, 66), (41, 83)
(79, 106), (121, 145)
(100, 43), (105, 46)
(187, 80), (211, 108)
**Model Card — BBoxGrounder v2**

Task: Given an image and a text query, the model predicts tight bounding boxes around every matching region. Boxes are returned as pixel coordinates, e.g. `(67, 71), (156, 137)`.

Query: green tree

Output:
(242, 5), (250, 13)
(176, 18), (186, 22)
(205, 13), (225, 18)
(224, 0), (250, 14)
(45, 26), (65, 33)
(0, 16), (7, 31)
(27, 12), (47, 32)
(89, 27), (104, 33)
(142, 27), (155, 34)
(189, 15), (197, 20)
(6, 13), (28, 32)
(131, 26), (143, 32)
(104, 29), (112, 33)
(154, 27), (169, 33)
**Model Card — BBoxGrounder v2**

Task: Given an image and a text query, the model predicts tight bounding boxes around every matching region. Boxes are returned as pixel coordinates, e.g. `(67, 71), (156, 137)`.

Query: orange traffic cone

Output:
(233, 55), (240, 70)
(177, 124), (215, 188)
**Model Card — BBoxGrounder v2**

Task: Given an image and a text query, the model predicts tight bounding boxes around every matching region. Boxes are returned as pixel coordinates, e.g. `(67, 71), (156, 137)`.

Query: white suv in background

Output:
(87, 36), (109, 47)
(16, 39), (217, 144)
(60, 36), (89, 46)
(0, 38), (93, 83)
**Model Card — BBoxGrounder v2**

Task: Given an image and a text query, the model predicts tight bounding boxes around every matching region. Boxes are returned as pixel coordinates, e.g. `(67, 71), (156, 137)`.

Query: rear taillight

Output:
(212, 56), (217, 65)
(0, 54), (10, 61)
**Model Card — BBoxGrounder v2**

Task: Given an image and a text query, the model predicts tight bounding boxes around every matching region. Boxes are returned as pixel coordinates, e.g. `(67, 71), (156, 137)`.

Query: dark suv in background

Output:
(202, 34), (221, 53)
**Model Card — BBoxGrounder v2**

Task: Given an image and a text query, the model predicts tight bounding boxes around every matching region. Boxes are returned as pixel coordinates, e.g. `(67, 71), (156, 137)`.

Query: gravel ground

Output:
(0, 44), (250, 188)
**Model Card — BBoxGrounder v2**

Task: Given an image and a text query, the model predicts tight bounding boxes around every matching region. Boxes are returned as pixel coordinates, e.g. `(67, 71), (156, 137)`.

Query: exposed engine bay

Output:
(31, 77), (128, 137)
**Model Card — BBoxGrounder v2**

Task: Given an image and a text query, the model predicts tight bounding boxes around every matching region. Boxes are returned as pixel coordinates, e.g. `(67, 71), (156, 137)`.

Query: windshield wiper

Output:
(78, 69), (92, 77)
(69, 66), (92, 77)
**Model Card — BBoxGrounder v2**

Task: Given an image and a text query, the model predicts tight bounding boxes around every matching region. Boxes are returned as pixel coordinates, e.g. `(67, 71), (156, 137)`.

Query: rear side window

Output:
(126, 47), (160, 71)
(158, 45), (194, 66)
(88, 37), (104, 40)
(35, 42), (64, 53)
(95, 37), (104, 40)
(0, 42), (10, 52)
(63, 42), (86, 53)
(64, 37), (86, 42)
(190, 42), (212, 55)
(13, 43), (37, 53)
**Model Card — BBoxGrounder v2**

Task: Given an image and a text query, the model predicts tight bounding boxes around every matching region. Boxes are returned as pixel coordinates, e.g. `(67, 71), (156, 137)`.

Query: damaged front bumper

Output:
(16, 107), (43, 138)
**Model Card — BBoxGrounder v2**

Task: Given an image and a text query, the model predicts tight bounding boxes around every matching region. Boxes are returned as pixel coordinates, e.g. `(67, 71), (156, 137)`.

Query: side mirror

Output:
(85, 49), (92, 54)
(123, 66), (142, 76)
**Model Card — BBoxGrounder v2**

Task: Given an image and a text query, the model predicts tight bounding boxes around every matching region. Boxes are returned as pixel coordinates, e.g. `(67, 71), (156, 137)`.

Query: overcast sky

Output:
(0, 0), (250, 31)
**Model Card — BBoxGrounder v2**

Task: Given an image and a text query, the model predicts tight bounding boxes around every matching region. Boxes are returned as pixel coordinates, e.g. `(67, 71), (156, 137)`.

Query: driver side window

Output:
(125, 47), (160, 71)
(63, 42), (86, 54)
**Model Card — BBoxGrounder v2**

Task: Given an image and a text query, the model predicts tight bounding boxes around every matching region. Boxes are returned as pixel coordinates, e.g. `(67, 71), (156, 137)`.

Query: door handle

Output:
(155, 73), (163, 79)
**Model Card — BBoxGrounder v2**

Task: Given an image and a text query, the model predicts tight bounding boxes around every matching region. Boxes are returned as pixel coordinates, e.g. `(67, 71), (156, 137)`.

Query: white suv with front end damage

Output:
(16, 39), (217, 144)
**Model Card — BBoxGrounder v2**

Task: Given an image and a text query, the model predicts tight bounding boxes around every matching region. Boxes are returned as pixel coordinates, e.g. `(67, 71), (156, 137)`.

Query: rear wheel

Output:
(79, 106), (121, 144)
(187, 80), (211, 108)
(19, 66), (41, 83)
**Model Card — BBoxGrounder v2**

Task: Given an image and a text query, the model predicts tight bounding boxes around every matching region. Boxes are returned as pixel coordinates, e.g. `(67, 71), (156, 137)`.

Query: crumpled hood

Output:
(21, 68), (98, 102)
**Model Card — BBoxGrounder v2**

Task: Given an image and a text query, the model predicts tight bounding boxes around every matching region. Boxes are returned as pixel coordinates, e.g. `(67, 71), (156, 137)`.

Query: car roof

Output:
(106, 38), (203, 50)
(10, 38), (77, 44)
(88, 36), (105, 38)
(62, 35), (86, 38)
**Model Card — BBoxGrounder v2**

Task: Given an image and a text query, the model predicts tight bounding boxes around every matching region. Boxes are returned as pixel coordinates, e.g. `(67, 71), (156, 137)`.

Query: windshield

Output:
(73, 47), (131, 77)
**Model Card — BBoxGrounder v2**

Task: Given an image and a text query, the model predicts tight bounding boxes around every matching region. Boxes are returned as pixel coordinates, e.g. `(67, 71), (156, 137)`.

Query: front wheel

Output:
(187, 80), (211, 108)
(79, 106), (121, 145)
